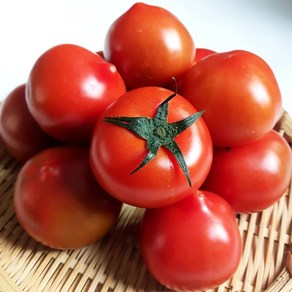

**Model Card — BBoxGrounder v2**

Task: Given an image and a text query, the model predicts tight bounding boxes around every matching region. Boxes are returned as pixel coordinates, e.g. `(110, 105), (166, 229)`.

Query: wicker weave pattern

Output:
(0, 113), (291, 292)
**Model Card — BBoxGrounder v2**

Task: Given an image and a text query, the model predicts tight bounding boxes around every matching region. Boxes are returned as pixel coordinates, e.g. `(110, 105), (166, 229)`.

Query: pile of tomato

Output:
(1, 3), (291, 291)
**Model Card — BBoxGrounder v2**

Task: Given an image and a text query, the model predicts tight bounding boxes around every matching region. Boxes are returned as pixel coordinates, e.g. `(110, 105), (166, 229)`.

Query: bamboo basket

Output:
(0, 112), (291, 292)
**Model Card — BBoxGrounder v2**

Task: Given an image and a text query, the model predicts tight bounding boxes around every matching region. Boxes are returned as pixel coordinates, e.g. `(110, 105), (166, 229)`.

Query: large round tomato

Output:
(180, 50), (282, 147)
(0, 84), (58, 162)
(139, 190), (242, 291)
(90, 87), (212, 208)
(14, 146), (122, 249)
(203, 130), (292, 213)
(104, 3), (195, 89)
(26, 44), (126, 144)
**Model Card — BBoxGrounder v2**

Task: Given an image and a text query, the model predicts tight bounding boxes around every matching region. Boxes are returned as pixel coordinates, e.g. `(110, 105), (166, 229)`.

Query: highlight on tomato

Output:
(90, 86), (213, 208)
(26, 44), (126, 145)
(139, 190), (242, 291)
(180, 50), (282, 147)
(104, 2), (195, 89)
(14, 146), (123, 249)
(203, 130), (292, 213)
(0, 84), (58, 163)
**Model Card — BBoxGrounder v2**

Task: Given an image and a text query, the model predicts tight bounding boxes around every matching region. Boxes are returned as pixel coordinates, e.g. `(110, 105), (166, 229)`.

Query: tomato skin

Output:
(26, 44), (126, 144)
(180, 50), (282, 147)
(104, 3), (195, 89)
(167, 48), (216, 91)
(0, 84), (58, 163)
(90, 87), (212, 208)
(139, 190), (242, 291)
(203, 131), (292, 213)
(194, 48), (216, 63)
(14, 146), (122, 249)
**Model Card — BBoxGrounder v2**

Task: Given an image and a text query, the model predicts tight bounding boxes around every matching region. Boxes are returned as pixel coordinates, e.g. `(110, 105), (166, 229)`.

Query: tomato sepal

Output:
(104, 90), (204, 186)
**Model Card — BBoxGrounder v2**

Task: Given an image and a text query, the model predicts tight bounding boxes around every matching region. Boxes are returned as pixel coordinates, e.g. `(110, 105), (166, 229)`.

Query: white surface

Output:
(0, 0), (292, 113)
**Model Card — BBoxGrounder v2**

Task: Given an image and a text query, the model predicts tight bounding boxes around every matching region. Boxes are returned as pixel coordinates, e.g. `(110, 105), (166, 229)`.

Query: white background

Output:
(1, 0), (292, 113)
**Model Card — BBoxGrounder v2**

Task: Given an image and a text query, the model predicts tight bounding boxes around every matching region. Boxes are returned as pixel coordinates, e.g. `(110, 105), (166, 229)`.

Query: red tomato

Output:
(0, 84), (58, 162)
(14, 146), (122, 249)
(90, 87), (212, 208)
(180, 50), (282, 147)
(194, 48), (216, 63)
(139, 190), (242, 291)
(203, 131), (292, 213)
(104, 3), (195, 89)
(166, 48), (216, 91)
(26, 44), (126, 144)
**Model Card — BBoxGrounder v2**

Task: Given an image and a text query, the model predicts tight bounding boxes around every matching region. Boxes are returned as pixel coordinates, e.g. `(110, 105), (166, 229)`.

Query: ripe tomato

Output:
(26, 44), (126, 144)
(139, 190), (242, 291)
(14, 146), (122, 249)
(90, 87), (212, 208)
(194, 48), (216, 63)
(104, 3), (195, 89)
(180, 50), (282, 147)
(203, 131), (292, 213)
(0, 84), (58, 163)
(166, 48), (216, 91)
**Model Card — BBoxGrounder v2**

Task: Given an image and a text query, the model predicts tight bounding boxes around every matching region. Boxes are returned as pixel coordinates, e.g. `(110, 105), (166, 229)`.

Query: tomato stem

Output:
(104, 89), (204, 187)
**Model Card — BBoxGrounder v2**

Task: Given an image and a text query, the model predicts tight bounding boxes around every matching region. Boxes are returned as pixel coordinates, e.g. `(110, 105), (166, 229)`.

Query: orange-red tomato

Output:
(203, 130), (292, 213)
(14, 146), (122, 249)
(104, 3), (195, 89)
(26, 44), (126, 144)
(140, 190), (242, 291)
(0, 84), (58, 162)
(90, 86), (212, 208)
(180, 50), (282, 147)
(194, 48), (216, 63)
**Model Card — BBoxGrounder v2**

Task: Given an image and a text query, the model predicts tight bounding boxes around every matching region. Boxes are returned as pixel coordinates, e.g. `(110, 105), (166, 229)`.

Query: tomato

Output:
(26, 44), (126, 144)
(203, 131), (292, 213)
(0, 84), (58, 163)
(194, 48), (216, 63)
(14, 146), (122, 249)
(180, 50), (282, 147)
(90, 87), (212, 208)
(167, 48), (216, 91)
(139, 190), (242, 291)
(104, 3), (195, 89)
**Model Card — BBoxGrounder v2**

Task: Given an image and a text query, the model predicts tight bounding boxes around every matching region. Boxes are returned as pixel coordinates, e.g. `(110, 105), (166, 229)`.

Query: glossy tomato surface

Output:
(0, 84), (58, 162)
(180, 50), (282, 147)
(26, 44), (126, 144)
(139, 190), (242, 291)
(167, 48), (216, 91)
(90, 87), (212, 208)
(104, 3), (195, 89)
(203, 131), (292, 213)
(14, 146), (122, 249)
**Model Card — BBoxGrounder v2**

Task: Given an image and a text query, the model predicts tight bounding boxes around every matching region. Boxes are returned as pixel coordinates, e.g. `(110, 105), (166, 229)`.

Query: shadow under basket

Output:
(0, 111), (292, 292)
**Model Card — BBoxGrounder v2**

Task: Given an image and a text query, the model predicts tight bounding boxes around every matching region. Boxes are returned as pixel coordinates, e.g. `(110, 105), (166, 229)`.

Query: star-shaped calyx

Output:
(104, 89), (204, 187)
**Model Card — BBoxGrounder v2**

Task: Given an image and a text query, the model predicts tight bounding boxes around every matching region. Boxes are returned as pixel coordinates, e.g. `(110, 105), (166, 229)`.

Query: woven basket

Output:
(0, 112), (291, 292)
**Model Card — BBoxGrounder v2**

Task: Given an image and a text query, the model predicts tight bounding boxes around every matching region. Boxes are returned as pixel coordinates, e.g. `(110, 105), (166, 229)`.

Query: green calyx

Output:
(104, 90), (204, 187)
